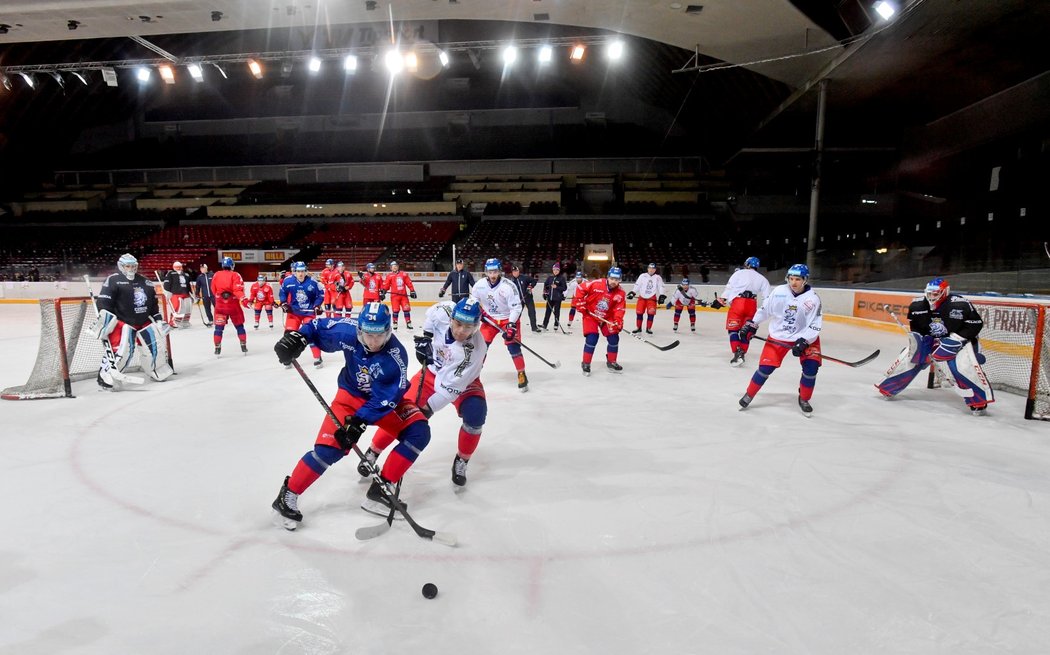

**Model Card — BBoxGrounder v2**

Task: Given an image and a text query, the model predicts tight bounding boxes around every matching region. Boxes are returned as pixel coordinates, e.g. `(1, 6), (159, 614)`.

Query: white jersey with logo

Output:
(566, 279), (582, 299)
(721, 268), (770, 303)
(671, 286), (701, 305)
(753, 283), (822, 343)
(471, 277), (523, 323)
(632, 272), (665, 300)
(422, 302), (488, 413)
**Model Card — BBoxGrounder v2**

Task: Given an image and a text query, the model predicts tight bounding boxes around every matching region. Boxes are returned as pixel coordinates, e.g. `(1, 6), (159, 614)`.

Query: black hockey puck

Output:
(422, 583), (438, 599)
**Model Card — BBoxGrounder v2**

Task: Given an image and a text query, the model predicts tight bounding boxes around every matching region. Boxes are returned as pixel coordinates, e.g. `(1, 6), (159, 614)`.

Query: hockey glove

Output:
(665, 301), (674, 310)
(438, 288), (446, 298)
(409, 291), (417, 299)
(420, 404), (434, 419)
(414, 333), (434, 366)
(791, 338), (809, 357)
(274, 331), (308, 364)
(153, 319), (172, 337)
(626, 291), (637, 300)
(315, 306), (325, 316)
(241, 297), (251, 308)
(658, 294), (667, 305)
(929, 321), (948, 338)
(709, 298), (724, 310)
(378, 290), (387, 301)
(280, 302), (291, 313)
(334, 415), (366, 451)
(337, 282), (346, 293)
(738, 320), (758, 341)
(503, 322), (518, 342)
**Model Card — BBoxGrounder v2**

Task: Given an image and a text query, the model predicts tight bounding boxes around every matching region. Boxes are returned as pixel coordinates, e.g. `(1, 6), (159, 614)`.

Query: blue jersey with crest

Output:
(297, 318), (410, 424)
(280, 275), (324, 317)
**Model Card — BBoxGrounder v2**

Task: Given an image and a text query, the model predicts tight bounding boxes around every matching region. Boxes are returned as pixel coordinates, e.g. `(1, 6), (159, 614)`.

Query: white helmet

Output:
(117, 253), (138, 280)
(172, 261), (183, 271)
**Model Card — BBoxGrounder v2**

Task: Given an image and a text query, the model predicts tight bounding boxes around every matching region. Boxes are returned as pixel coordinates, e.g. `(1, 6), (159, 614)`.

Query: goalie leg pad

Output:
(88, 309), (120, 341)
(136, 324), (174, 381)
(176, 296), (192, 317)
(876, 332), (934, 397)
(939, 343), (994, 406)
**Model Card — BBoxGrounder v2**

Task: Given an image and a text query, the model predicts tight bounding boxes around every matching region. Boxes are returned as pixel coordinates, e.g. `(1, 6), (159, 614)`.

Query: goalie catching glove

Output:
(274, 331), (308, 364)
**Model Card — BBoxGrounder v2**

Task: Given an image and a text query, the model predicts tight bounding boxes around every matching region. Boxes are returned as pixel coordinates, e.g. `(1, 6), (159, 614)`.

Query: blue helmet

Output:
(325, 259), (334, 266)
(680, 278), (690, 286)
(221, 256), (235, 270)
(575, 271), (584, 279)
(647, 262), (656, 270)
(357, 302), (392, 351)
(451, 297), (482, 325)
(744, 256), (760, 269)
(484, 258), (502, 273)
(366, 262), (375, 271)
(292, 261), (307, 272)
(786, 263), (810, 281)
(257, 273), (265, 281)
(607, 267), (623, 280)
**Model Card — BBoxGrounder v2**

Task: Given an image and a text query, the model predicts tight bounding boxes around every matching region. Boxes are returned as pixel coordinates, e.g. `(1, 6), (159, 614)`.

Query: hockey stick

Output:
(543, 298), (569, 334)
(481, 315), (561, 368)
(750, 335), (880, 368)
(588, 312), (680, 351)
(288, 359), (456, 547)
(82, 275), (144, 384)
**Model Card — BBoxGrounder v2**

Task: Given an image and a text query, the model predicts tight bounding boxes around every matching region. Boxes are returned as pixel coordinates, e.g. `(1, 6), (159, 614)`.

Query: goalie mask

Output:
(925, 277), (950, 308)
(117, 253), (138, 280)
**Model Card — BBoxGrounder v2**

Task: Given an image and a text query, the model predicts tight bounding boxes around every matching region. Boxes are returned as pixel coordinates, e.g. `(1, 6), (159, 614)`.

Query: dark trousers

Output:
(201, 297), (214, 322)
(451, 293), (469, 302)
(542, 299), (562, 328)
(524, 301), (538, 330)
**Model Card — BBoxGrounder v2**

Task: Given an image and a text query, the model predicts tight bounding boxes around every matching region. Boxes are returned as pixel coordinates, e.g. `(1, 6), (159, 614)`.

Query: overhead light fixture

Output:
(384, 49), (404, 75)
(248, 59), (263, 79)
(213, 63), (227, 79)
(570, 45), (586, 61)
(606, 41), (624, 61)
(438, 50), (450, 67)
(281, 60), (293, 77)
(308, 57), (322, 73)
(159, 65), (175, 84)
(502, 45), (518, 66)
(49, 71), (66, 87)
(136, 68), (151, 82)
(344, 55), (358, 72)
(538, 45), (553, 63)
(71, 71), (89, 85)
(873, 1), (896, 20)
(101, 67), (118, 86)
(19, 72), (36, 89)
(1, 74), (10, 91)
(187, 63), (204, 82)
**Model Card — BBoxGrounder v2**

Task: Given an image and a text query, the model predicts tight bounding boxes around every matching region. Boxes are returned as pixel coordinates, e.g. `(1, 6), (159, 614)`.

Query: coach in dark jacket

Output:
(541, 263), (568, 330)
(194, 263), (215, 326)
(438, 258), (475, 302)
(510, 265), (540, 333)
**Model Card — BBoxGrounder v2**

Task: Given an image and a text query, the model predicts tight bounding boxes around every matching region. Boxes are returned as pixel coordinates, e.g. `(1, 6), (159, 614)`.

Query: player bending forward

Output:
(271, 303), (431, 530)
(91, 253), (173, 389)
(737, 264), (822, 416)
(666, 278), (706, 332)
(574, 266), (627, 375)
(711, 257), (770, 367)
(249, 274), (276, 329)
(211, 257), (250, 356)
(472, 258), (530, 391)
(876, 277), (991, 415)
(360, 297), (489, 488)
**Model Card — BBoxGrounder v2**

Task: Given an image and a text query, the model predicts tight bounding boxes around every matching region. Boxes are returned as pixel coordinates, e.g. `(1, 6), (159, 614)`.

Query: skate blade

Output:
(360, 499), (405, 520)
(452, 481), (467, 494)
(271, 510), (299, 531)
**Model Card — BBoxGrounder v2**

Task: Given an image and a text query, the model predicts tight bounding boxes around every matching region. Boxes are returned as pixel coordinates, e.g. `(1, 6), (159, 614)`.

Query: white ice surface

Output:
(1, 304), (1049, 654)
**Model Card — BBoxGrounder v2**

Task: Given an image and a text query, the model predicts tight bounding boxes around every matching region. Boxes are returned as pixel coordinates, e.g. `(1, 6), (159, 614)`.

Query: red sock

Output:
(458, 428), (481, 458)
(582, 350), (594, 364)
(288, 459), (322, 495)
(799, 385), (814, 401)
(746, 380), (763, 397)
(213, 334), (221, 346)
(380, 450), (413, 482)
(310, 346), (321, 359)
(512, 354), (525, 372)
(371, 429), (397, 453)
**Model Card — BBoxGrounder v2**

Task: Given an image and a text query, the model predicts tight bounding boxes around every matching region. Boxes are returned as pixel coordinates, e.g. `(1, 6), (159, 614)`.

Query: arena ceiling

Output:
(0, 0), (1046, 172)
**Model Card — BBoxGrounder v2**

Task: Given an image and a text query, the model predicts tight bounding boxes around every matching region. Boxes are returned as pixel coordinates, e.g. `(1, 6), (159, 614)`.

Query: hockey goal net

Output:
(929, 300), (1050, 420)
(1, 297), (172, 400)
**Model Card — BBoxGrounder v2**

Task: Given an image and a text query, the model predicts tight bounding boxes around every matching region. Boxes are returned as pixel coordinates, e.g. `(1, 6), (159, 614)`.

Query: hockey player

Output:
(382, 261), (417, 330)
(326, 261), (355, 319)
(161, 261), (193, 328)
(92, 253), (173, 389)
(319, 258), (337, 318)
(270, 302), (431, 530)
(737, 264), (822, 416)
(626, 263), (665, 335)
(565, 271), (585, 331)
(875, 277), (991, 415)
(211, 257), (250, 356)
(712, 256), (771, 367)
(573, 266), (627, 375)
(279, 262), (325, 367)
(665, 278), (706, 332)
(249, 273), (276, 330)
(360, 297), (489, 487)
(541, 263), (568, 331)
(359, 263), (384, 304)
(472, 258), (530, 391)
(438, 258), (475, 302)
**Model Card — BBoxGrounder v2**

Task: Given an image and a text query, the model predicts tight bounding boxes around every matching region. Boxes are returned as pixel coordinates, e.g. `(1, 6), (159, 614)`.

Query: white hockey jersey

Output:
(471, 276), (523, 322)
(566, 279), (581, 299)
(753, 283), (822, 343)
(670, 286), (701, 306)
(633, 272), (665, 299)
(721, 269), (770, 303)
(422, 302), (489, 413)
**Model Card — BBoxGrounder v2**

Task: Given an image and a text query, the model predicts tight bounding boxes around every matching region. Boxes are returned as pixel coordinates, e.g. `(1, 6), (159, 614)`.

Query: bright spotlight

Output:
(248, 59), (263, 79)
(570, 45), (586, 61)
(384, 49), (404, 75)
(404, 52), (418, 71)
(607, 41), (624, 61)
(873, 1), (896, 20)
(344, 54), (358, 72)
(308, 57), (322, 73)
(212, 63), (227, 79)
(1, 74), (11, 91)
(438, 50), (450, 67)
(187, 63), (204, 82)
(502, 45), (518, 66)
(159, 65), (175, 84)
(136, 67), (151, 83)
(71, 71), (89, 85)
(538, 45), (553, 63)
(19, 72), (35, 89)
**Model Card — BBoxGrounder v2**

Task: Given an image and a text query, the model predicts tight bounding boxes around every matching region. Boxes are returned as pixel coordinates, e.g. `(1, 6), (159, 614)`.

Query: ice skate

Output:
(581, 362), (591, 376)
(241, 343), (248, 355)
(690, 326), (696, 332)
(645, 329), (653, 335)
(357, 447), (379, 479)
(271, 476), (302, 531)
(673, 324), (679, 332)
(970, 404), (987, 417)
(631, 327), (643, 334)
(798, 396), (813, 418)
(406, 321), (413, 330)
(738, 393), (753, 410)
(730, 348), (745, 367)
(606, 361), (623, 374)
(451, 455), (469, 487)
(313, 357), (323, 368)
(214, 345), (221, 357)
(361, 479), (406, 519)
(253, 323), (259, 330)
(517, 370), (529, 392)
(96, 371), (113, 391)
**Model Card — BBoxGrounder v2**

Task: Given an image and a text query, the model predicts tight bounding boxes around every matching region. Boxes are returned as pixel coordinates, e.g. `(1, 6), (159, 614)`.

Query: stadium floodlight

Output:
(71, 70), (89, 85)
(187, 63), (204, 82)
(404, 51), (418, 72)
(213, 63), (227, 79)
(873, 1), (896, 20)
(101, 67), (118, 86)
(19, 72), (35, 89)
(159, 65), (175, 84)
(538, 45), (553, 63)
(136, 68), (151, 82)
(438, 50), (450, 67)
(570, 45), (586, 61)
(308, 57), (322, 73)
(384, 49), (404, 75)
(606, 41), (624, 61)
(0, 74), (10, 91)
(502, 45), (518, 66)
(248, 59), (263, 79)
(49, 71), (66, 87)
(344, 54), (358, 72)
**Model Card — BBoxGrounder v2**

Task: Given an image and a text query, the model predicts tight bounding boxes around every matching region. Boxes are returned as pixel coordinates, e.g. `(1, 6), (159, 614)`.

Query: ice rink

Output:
(2, 302), (1048, 654)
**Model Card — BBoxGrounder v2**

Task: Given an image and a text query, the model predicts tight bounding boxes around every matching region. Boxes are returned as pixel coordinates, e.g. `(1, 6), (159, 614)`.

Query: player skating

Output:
(876, 277), (992, 415)
(711, 257), (770, 367)
(359, 262), (384, 304)
(161, 261), (194, 328)
(666, 278), (705, 332)
(565, 271), (585, 332)
(249, 274), (276, 330)
(382, 261), (417, 330)
(737, 264), (822, 416)
(573, 266), (627, 375)
(326, 261), (354, 319)
(270, 302), (432, 530)
(279, 262), (325, 367)
(319, 258), (337, 318)
(626, 263), (665, 334)
(472, 258), (530, 391)
(91, 253), (173, 389)
(210, 257), (250, 356)
(360, 297), (489, 488)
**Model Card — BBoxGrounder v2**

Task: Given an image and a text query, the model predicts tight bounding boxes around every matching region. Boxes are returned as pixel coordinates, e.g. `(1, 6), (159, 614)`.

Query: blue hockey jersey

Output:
(280, 275), (323, 317)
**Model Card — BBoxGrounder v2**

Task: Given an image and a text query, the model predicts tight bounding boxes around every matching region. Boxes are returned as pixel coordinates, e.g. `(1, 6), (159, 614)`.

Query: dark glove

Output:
(409, 291), (417, 299)
(379, 290), (387, 301)
(791, 338), (809, 357)
(503, 322), (518, 342)
(315, 306), (325, 316)
(274, 331), (307, 364)
(665, 302), (673, 310)
(337, 282), (346, 293)
(709, 298), (723, 310)
(438, 288), (446, 298)
(334, 415), (366, 450)
(420, 404), (434, 419)
(626, 291), (636, 300)
(414, 333), (434, 366)
(697, 300), (709, 308)
(929, 321), (948, 338)
(738, 320), (757, 341)
(280, 302), (291, 312)
(543, 292), (549, 300)
(221, 291), (232, 300)
(658, 294), (667, 305)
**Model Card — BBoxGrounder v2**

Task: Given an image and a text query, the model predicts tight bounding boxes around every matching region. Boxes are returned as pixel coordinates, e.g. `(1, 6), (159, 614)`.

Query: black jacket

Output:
(440, 269), (475, 301)
(97, 273), (162, 327)
(510, 274), (537, 305)
(195, 272), (214, 299)
(543, 274), (568, 302)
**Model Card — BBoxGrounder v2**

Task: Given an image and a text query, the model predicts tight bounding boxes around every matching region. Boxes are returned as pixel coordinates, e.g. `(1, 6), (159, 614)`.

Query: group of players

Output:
(87, 250), (994, 533)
